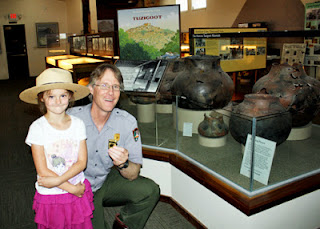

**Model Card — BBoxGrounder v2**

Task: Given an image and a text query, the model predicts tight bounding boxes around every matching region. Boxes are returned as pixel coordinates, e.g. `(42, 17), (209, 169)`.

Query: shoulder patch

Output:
(132, 128), (140, 142)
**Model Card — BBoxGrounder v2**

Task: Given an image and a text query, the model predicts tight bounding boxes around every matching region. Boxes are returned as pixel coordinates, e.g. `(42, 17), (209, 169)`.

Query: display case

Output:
(115, 31), (320, 215)
(46, 55), (107, 82)
(119, 95), (320, 192)
(45, 54), (79, 67)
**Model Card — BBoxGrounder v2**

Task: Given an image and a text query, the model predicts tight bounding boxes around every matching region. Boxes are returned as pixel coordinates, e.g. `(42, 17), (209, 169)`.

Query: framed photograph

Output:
(98, 19), (114, 32)
(36, 22), (59, 48)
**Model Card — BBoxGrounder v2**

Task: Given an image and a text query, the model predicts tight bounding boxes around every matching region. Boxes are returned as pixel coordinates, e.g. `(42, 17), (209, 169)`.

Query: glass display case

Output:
(45, 55), (107, 82)
(45, 54), (79, 67)
(114, 30), (320, 213)
(118, 95), (320, 193)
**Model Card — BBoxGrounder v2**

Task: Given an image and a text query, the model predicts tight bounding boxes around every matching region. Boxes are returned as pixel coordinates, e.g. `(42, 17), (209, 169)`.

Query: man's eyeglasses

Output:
(93, 83), (122, 91)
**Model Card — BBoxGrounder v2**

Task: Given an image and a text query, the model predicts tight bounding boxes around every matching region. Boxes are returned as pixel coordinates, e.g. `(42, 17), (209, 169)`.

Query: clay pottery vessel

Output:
(253, 63), (320, 127)
(229, 94), (292, 146)
(157, 59), (185, 104)
(198, 111), (229, 138)
(171, 55), (234, 110)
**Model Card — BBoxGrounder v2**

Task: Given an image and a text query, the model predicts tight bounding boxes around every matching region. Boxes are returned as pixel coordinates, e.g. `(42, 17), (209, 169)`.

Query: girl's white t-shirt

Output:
(26, 115), (86, 195)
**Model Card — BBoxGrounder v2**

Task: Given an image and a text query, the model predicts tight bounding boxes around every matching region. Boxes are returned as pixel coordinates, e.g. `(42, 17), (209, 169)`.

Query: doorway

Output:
(3, 24), (30, 79)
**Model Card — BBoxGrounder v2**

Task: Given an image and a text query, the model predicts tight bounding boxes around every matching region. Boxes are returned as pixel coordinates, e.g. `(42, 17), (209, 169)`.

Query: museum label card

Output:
(240, 134), (276, 185)
(183, 122), (193, 137)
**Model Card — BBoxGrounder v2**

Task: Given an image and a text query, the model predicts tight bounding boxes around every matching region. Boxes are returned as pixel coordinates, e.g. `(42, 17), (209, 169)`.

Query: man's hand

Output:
(108, 145), (129, 167)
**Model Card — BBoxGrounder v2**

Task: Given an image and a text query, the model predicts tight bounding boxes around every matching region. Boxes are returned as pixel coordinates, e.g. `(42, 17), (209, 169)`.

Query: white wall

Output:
(141, 158), (320, 229)
(160, 0), (247, 32)
(0, 0), (85, 80)
(160, 0), (316, 33)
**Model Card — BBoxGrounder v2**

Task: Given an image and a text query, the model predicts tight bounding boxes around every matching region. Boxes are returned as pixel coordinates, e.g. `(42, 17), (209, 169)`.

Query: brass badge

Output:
(108, 133), (120, 149)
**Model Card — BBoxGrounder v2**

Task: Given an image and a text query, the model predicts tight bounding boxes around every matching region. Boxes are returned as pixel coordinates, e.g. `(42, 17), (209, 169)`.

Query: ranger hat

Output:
(19, 68), (90, 104)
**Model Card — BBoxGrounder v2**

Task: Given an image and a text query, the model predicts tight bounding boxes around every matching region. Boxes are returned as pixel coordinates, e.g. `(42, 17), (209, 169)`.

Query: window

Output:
(176, 0), (188, 12)
(192, 0), (206, 10)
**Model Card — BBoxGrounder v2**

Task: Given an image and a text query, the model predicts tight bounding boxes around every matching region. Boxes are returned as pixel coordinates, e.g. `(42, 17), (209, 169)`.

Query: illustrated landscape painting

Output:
(117, 5), (180, 60)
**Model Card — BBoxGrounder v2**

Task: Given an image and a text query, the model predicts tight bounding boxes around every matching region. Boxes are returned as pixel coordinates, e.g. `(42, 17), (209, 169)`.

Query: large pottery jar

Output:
(171, 55), (234, 110)
(253, 63), (320, 127)
(157, 59), (185, 105)
(229, 94), (292, 146)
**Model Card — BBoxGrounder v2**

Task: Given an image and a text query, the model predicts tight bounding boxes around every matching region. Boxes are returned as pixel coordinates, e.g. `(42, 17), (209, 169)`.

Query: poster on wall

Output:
(36, 22), (59, 48)
(304, 2), (320, 68)
(189, 28), (267, 72)
(117, 5), (180, 61)
(281, 43), (306, 65)
(305, 2), (320, 30)
(98, 19), (114, 32)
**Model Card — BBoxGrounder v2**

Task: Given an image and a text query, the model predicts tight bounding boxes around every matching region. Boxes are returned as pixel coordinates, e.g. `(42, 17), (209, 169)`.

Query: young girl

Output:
(19, 68), (94, 229)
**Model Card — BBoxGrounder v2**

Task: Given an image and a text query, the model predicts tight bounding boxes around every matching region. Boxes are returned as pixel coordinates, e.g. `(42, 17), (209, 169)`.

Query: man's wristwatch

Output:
(117, 159), (129, 170)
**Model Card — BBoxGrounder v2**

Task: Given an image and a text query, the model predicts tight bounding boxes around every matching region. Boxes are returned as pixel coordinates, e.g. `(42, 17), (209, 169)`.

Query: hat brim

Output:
(19, 83), (90, 104)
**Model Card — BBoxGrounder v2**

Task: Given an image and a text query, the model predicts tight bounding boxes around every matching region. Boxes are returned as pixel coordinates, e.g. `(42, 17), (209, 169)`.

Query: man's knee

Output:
(134, 177), (160, 202)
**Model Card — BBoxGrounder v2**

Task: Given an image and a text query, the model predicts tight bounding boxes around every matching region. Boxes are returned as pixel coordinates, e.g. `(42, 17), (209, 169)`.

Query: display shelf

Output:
(142, 146), (320, 216)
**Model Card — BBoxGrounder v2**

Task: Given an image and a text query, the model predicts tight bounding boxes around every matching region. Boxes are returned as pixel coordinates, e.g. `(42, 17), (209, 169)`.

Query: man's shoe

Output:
(113, 213), (129, 229)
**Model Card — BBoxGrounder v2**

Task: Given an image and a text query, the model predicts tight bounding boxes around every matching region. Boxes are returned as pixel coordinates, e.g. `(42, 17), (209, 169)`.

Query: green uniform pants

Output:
(92, 167), (160, 229)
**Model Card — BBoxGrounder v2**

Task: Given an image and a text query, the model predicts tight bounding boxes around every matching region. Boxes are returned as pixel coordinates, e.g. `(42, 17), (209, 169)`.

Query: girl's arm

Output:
(31, 140), (87, 196)
(38, 139), (88, 188)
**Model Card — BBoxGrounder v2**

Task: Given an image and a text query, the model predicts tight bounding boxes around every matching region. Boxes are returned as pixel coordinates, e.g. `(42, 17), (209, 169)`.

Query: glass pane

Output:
(176, 0), (188, 12)
(192, 0), (206, 10)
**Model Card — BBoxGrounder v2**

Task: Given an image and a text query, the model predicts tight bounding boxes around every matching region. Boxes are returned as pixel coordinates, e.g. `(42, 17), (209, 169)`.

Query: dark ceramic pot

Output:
(198, 111), (228, 138)
(252, 63), (320, 127)
(157, 59), (185, 104)
(229, 94), (292, 146)
(171, 55), (234, 110)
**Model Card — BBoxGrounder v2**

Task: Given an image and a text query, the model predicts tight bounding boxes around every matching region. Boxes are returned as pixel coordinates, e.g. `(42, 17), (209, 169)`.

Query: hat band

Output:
(40, 81), (71, 86)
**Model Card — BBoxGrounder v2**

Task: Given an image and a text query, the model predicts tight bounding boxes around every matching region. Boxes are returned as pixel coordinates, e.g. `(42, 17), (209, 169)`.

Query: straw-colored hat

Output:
(19, 68), (90, 104)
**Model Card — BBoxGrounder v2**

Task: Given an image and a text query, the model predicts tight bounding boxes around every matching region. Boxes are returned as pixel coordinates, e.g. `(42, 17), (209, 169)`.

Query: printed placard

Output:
(240, 134), (276, 185)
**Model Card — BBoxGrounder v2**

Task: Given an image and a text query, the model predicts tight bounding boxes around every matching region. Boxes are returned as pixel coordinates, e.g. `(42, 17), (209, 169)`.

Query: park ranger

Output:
(68, 63), (160, 229)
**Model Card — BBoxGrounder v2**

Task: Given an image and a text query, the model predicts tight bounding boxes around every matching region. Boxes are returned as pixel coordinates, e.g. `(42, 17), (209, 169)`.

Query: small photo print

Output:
(314, 45), (320, 55)
(257, 47), (266, 55)
(195, 38), (206, 47)
(195, 48), (205, 55)
(246, 48), (256, 56)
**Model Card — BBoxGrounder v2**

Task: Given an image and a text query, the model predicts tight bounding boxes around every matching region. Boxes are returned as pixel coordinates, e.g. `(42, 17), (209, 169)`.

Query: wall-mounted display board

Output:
(117, 5), (180, 61)
(281, 43), (306, 65)
(115, 59), (168, 95)
(70, 35), (87, 55)
(69, 32), (118, 57)
(304, 2), (320, 69)
(189, 28), (267, 72)
(36, 22), (59, 48)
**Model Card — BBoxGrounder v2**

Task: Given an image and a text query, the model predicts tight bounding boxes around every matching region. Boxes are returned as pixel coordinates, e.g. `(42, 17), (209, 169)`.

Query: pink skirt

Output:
(32, 179), (94, 229)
